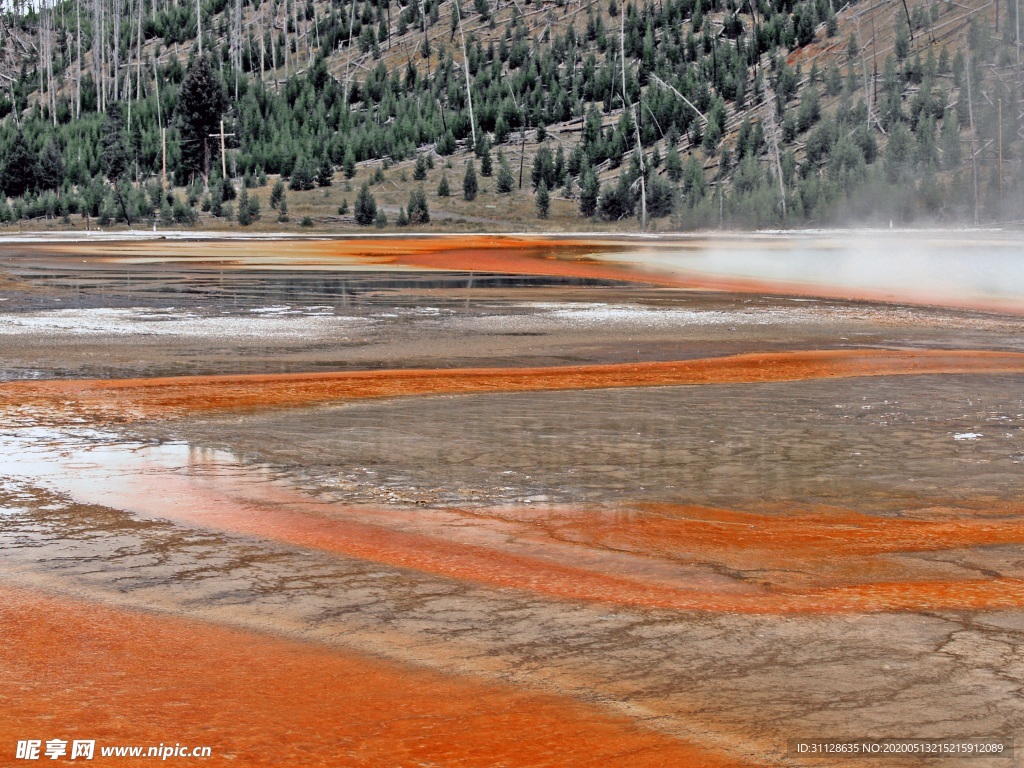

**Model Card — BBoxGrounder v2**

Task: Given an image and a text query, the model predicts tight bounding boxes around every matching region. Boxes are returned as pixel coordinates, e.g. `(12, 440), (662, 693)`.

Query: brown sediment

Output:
(4, 349), (1024, 422)
(0, 584), (752, 767)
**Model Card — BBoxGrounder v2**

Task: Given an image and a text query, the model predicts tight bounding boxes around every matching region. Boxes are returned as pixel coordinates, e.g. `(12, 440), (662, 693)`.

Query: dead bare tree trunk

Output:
(455, 0), (476, 147)
(283, 0), (290, 77)
(45, 0), (57, 125)
(421, 0), (430, 58)
(113, 0), (121, 105)
(503, 78), (526, 189)
(154, 53), (166, 185)
(38, 4), (44, 113)
(621, 11), (645, 231)
(343, 0), (355, 102)
(76, 0), (82, 118)
(765, 91), (787, 219)
(270, 11), (278, 91)
(93, 0), (103, 112)
(136, 0), (143, 102)
(234, 0), (241, 100)
(291, 0), (299, 72)
(966, 57), (980, 225)
(258, 10), (266, 84)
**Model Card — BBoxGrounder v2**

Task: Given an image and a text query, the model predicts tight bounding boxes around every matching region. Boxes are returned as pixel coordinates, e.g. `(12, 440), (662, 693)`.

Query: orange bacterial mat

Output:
(4, 349), (1024, 423)
(0, 584), (753, 767)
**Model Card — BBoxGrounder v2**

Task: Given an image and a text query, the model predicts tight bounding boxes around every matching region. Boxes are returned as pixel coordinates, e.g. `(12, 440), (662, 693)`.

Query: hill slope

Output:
(0, 0), (1021, 230)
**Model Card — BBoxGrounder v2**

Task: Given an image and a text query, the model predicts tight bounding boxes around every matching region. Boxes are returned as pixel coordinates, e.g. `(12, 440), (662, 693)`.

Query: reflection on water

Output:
(0, 266), (620, 312)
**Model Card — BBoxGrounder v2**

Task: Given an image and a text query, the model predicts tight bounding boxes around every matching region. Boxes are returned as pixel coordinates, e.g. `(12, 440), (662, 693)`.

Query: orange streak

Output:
(533, 502), (1024, 566)
(180, 502), (1024, 613)
(66, 459), (1024, 614)
(0, 585), (751, 767)
(5, 349), (1024, 421)
(184, 498), (1024, 613)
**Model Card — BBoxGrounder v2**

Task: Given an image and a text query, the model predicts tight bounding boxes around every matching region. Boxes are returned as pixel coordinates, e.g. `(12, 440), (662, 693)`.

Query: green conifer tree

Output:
(270, 179), (285, 209)
(664, 145), (683, 182)
(536, 180), (550, 218)
(941, 110), (962, 170)
(495, 153), (515, 193)
(355, 181), (377, 225)
(176, 55), (226, 182)
(37, 139), (65, 191)
(408, 186), (430, 224)
(463, 160), (478, 200)
(317, 156), (334, 187)
(579, 167), (600, 217)
(480, 140), (493, 177)
(0, 132), (37, 198)
(413, 154), (428, 181)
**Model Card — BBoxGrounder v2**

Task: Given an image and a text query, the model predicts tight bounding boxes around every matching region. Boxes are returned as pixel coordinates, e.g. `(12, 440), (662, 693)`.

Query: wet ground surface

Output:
(2, 238), (1024, 766)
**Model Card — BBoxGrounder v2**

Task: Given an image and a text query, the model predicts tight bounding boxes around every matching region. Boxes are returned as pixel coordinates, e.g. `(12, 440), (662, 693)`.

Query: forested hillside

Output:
(0, 0), (1020, 229)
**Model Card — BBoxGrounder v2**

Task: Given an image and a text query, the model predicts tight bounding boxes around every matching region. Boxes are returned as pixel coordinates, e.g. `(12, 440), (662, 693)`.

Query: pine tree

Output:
(290, 157), (315, 190)
(0, 132), (37, 198)
(941, 109), (961, 170)
(437, 174), (451, 197)
(355, 181), (377, 225)
(270, 179), (285, 209)
(37, 139), (64, 191)
(277, 196), (289, 223)
(317, 156), (334, 187)
(579, 166), (600, 217)
(344, 148), (357, 179)
(495, 153), (515, 193)
(463, 160), (478, 200)
(408, 186), (430, 223)
(102, 105), (133, 223)
(536, 180), (550, 219)
(531, 146), (554, 191)
(894, 17), (911, 60)
(237, 188), (261, 225)
(176, 55), (226, 181)
(480, 138), (493, 177)
(102, 105), (130, 182)
(884, 123), (914, 183)
(915, 115), (937, 168)
(437, 131), (457, 156)
(413, 154), (428, 181)
(238, 189), (252, 225)
(665, 145), (683, 182)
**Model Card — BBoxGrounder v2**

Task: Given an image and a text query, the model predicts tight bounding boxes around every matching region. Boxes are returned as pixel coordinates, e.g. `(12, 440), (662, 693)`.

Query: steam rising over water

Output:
(614, 233), (1024, 311)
